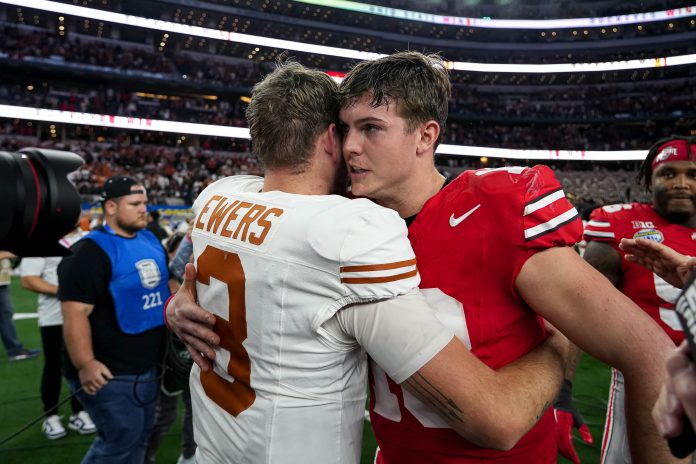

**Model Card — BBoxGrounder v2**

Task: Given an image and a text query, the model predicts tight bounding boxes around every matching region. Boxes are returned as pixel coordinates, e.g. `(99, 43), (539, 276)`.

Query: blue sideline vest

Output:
(85, 226), (169, 334)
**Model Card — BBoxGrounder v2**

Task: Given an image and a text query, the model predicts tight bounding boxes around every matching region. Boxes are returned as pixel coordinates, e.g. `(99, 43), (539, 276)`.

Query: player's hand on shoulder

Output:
(167, 263), (219, 372)
(78, 359), (113, 395)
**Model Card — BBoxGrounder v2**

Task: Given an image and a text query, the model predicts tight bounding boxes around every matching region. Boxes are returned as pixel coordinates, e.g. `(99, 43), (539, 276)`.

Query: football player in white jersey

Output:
(167, 60), (570, 463)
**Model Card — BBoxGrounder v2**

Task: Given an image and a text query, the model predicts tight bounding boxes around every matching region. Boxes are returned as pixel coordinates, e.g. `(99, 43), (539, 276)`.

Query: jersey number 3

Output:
(197, 245), (256, 416)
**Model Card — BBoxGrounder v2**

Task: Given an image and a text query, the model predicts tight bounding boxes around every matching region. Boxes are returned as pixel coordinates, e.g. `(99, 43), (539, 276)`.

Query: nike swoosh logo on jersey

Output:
(449, 204), (481, 227)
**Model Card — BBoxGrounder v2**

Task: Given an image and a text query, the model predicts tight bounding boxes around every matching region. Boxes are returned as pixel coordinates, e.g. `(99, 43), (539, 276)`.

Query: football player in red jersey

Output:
(335, 51), (675, 464)
(583, 136), (696, 463)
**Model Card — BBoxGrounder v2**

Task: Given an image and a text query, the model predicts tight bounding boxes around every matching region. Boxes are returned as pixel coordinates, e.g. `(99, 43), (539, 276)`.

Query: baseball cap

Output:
(100, 176), (146, 203)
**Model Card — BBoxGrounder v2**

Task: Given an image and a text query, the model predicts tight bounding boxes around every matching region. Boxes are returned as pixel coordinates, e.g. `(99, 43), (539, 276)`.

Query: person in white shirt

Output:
(20, 229), (96, 440)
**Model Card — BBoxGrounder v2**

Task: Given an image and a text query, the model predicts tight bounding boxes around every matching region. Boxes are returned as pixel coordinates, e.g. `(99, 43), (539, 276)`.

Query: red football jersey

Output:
(584, 203), (692, 344)
(369, 166), (583, 463)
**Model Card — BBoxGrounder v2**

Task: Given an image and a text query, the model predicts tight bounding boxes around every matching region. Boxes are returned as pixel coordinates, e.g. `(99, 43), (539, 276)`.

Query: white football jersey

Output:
(189, 175), (419, 464)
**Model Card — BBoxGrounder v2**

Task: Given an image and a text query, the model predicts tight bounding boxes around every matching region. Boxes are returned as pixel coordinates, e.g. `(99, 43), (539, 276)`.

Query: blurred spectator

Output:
(0, 251), (40, 362)
(147, 210), (168, 243)
(145, 224), (195, 464)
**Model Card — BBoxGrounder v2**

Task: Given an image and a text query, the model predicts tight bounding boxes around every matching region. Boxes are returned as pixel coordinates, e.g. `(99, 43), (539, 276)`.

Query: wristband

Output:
(163, 294), (175, 331)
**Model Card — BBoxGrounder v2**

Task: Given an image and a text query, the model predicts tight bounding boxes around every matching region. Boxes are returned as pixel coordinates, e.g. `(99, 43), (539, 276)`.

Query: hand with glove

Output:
(554, 379), (594, 464)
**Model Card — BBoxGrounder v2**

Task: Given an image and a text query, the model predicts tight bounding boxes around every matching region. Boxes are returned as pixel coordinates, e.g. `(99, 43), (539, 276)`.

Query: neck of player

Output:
(262, 169), (336, 196)
(380, 166), (446, 219)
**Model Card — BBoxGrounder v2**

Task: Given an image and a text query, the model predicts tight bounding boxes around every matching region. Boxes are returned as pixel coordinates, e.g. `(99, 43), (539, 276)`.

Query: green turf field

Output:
(0, 277), (611, 463)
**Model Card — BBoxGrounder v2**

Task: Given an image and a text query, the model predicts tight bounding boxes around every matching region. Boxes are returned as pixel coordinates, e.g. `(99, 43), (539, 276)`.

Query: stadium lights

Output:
(4, 0), (696, 74)
(448, 54), (696, 73)
(0, 0), (381, 61)
(290, 0), (696, 30)
(437, 143), (646, 162)
(0, 104), (250, 138)
(0, 103), (649, 162)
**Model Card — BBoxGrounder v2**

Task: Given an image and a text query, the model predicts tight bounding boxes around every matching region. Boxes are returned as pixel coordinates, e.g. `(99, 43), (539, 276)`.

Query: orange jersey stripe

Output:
(340, 258), (417, 273)
(341, 269), (418, 284)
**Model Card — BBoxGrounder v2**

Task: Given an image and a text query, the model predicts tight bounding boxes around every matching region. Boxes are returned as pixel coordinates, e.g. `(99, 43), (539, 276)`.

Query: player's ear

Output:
(324, 123), (341, 162)
(416, 120), (440, 157)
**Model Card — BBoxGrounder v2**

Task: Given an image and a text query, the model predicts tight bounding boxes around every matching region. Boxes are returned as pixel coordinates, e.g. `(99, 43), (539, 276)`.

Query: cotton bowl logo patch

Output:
(633, 228), (664, 243)
(135, 259), (161, 289)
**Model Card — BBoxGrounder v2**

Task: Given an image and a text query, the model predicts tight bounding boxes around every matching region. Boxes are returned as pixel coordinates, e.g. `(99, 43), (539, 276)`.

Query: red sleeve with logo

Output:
(521, 166), (584, 250)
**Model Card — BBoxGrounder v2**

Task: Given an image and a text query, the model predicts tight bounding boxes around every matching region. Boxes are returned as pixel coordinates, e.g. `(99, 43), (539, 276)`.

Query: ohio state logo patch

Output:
(633, 228), (664, 243)
(655, 145), (679, 163)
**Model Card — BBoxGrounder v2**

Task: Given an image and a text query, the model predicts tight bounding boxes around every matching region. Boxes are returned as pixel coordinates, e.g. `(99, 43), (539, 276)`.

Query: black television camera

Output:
(0, 148), (84, 257)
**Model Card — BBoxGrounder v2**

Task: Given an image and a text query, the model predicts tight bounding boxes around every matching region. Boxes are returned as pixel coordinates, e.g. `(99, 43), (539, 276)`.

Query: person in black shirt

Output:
(59, 176), (176, 464)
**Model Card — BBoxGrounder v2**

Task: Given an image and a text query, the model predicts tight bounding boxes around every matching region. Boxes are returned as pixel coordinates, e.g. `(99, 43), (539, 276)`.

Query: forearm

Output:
(518, 247), (680, 462)
(62, 308), (95, 369)
(404, 336), (563, 451)
(624, 369), (686, 464)
(551, 274), (675, 461)
(570, 306), (677, 462)
(493, 339), (565, 434)
(21, 276), (58, 296)
(617, 314), (680, 464)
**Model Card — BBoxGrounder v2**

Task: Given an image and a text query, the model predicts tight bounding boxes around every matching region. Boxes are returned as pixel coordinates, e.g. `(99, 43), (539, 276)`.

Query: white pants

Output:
(600, 369), (630, 464)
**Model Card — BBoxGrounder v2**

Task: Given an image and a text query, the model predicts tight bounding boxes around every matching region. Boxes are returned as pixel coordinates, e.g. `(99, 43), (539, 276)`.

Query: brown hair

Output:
(246, 60), (340, 172)
(339, 51), (451, 147)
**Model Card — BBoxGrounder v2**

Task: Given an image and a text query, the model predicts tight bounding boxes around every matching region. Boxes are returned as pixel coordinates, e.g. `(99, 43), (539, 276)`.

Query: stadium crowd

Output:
(2, 76), (693, 125)
(0, 134), (258, 205)
(0, 25), (269, 89)
(0, 131), (648, 209)
(2, 20), (695, 76)
(1, 76), (692, 151)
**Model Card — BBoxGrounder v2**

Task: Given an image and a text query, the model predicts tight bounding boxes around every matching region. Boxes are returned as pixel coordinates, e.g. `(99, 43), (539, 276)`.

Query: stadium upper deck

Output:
(0, 0), (692, 159)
